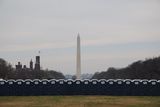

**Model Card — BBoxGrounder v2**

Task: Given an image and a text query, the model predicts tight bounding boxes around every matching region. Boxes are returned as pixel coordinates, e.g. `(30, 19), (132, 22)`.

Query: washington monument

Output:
(76, 34), (81, 79)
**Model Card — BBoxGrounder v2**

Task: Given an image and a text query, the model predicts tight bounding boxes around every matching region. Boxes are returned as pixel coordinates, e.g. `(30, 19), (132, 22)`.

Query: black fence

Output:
(0, 79), (160, 96)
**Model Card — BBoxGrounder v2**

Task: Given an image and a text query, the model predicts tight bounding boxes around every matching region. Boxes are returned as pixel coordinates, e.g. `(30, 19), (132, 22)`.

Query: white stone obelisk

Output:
(76, 33), (81, 79)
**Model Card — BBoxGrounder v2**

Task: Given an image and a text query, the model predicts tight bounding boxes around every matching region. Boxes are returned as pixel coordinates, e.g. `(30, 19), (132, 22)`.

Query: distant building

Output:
(81, 73), (93, 79)
(35, 56), (40, 71)
(15, 56), (41, 71)
(23, 65), (27, 69)
(30, 59), (33, 70)
(15, 62), (22, 70)
(65, 75), (73, 79)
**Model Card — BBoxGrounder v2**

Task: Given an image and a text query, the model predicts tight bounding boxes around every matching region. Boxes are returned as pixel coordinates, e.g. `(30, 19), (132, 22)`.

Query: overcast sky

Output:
(0, 0), (160, 75)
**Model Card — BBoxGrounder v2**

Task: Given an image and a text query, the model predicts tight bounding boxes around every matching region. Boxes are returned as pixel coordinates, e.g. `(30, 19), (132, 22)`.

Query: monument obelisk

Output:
(76, 34), (81, 79)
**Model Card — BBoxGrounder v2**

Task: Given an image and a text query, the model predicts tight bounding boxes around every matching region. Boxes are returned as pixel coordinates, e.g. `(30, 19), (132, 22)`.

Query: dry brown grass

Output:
(0, 96), (160, 107)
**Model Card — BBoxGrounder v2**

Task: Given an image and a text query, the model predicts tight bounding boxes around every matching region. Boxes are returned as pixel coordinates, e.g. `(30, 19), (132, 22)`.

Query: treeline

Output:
(92, 56), (160, 79)
(0, 58), (65, 80)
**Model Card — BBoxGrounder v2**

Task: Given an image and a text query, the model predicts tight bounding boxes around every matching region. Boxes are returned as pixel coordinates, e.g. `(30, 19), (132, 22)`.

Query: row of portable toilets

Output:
(0, 79), (160, 96)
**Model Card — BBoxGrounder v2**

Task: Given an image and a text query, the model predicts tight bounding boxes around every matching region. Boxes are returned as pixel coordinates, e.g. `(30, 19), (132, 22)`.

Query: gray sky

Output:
(0, 0), (160, 75)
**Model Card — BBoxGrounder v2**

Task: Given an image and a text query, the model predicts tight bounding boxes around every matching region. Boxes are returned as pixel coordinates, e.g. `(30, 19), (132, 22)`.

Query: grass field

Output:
(0, 96), (160, 107)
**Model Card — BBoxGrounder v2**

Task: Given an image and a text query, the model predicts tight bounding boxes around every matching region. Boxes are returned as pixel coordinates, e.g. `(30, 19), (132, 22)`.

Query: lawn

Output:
(0, 96), (160, 107)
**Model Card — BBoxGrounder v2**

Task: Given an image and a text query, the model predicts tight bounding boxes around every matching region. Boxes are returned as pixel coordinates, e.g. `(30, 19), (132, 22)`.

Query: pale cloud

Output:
(0, 42), (74, 52)
(1, 33), (159, 52)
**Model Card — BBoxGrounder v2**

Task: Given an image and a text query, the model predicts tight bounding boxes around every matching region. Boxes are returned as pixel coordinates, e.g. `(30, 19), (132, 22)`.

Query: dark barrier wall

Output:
(0, 79), (160, 96)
